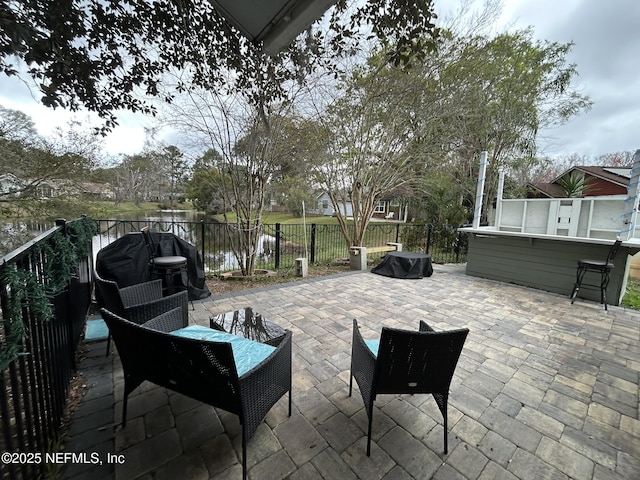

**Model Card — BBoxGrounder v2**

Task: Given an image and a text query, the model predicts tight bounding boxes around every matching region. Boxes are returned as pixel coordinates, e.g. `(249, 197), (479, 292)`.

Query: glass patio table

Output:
(209, 307), (287, 347)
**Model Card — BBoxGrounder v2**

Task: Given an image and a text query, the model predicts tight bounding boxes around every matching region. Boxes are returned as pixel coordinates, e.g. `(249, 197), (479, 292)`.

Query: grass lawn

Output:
(214, 211), (342, 225)
(621, 278), (640, 310)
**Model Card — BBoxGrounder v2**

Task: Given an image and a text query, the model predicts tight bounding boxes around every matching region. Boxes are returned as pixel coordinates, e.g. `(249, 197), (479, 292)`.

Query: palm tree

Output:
(556, 171), (591, 197)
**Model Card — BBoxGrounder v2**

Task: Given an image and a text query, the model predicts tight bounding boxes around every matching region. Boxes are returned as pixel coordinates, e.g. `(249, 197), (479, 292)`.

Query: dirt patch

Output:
(206, 263), (352, 295)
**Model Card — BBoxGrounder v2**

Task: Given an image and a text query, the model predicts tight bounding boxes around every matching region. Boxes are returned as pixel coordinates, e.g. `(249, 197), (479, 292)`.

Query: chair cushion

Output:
(578, 259), (611, 268)
(365, 339), (380, 357)
(172, 325), (275, 376)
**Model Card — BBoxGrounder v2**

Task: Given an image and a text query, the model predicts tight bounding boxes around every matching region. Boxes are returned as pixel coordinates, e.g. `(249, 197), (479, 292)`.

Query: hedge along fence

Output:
(0, 216), (97, 480)
(94, 220), (468, 274)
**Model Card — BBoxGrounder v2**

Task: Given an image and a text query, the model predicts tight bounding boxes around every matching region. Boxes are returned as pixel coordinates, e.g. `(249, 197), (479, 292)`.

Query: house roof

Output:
(551, 165), (631, 187)
(527, 182), (566, 198)
(528, 165), (632, 198)
(211, 0), (337, 55)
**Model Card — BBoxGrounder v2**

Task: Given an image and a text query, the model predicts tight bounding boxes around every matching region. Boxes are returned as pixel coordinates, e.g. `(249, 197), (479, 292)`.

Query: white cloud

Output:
(0, 75), (155, 158)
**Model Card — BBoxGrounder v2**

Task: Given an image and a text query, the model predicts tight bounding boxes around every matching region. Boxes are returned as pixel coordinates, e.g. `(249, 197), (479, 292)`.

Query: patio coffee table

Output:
(210, 307), (287, 347)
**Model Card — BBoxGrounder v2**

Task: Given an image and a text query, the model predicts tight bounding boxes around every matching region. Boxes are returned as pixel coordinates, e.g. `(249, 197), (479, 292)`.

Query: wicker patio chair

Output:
(100, 307), (292, 480)
(350, 318), (469, 456)
(94, 270), (188, 355)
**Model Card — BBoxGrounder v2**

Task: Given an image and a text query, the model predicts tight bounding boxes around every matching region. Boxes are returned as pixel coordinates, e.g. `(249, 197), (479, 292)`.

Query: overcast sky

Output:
(1, 0), (638, 160)
(435, 0), (640, 160)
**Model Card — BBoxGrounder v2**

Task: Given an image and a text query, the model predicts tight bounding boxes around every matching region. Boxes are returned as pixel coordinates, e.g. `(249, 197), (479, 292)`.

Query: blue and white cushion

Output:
(364, 339), (380, 357)
(172, 325), (276, 376)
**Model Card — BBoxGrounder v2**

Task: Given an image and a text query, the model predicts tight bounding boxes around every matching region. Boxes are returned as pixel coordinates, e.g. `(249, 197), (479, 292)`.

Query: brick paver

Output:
(63, 264), (640, 479)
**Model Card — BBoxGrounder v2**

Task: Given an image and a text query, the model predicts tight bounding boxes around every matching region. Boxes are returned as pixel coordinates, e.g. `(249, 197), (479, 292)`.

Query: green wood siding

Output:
(464, 233), (637, 306)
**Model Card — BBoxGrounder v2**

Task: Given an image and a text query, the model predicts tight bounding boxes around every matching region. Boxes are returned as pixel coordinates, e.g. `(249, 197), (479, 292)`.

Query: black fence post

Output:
(200, 221), (206, 270)
(310, 224), (316, 264)
(425, 224), (432, 254)
(55, 219), (78, 372)
(275, 223), (281, 270)
(395, 223), (400, 243)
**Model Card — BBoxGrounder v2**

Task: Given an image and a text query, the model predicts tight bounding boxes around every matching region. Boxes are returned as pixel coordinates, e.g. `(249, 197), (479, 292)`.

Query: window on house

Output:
(374, 201), (386, 213)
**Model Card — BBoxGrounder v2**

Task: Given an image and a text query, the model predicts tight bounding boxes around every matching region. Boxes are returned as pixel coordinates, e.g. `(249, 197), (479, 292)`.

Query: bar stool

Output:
(570, 239), (622, 310)
(141, 227), (188, 296)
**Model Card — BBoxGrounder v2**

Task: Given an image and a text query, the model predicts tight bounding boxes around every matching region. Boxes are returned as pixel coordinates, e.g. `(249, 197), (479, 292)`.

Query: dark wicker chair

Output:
(350, 318), (469, 456)
(100, 307), (292, 480)
(94, 270), (189, 355)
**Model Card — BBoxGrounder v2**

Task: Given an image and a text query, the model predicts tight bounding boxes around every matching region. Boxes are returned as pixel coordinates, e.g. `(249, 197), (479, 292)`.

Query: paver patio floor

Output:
(63, 264), (640, 479)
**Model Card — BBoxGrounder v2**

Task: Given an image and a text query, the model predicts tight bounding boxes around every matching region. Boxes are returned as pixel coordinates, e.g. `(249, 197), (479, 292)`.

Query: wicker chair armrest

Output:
(119, 279), (164, 307)
(142, 307), (185, 333)
(419, 320), (435, 332)
(125, 290), (189, 326)
(351, 320), (377, 369)
(350, 319), (377, 409)
(239, 330), (292, 440)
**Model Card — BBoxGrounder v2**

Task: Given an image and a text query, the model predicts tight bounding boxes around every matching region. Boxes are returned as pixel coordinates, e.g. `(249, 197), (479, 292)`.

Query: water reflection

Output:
(209, 307), (287, 346)
(3, 210), (283, 273)
(92, 210), (278, 273)
(0, 219), (57, 258)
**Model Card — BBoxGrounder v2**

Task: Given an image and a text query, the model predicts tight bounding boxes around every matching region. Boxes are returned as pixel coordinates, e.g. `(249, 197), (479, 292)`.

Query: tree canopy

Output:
(0, 105), (99, 217)
(1, 0), (440, 132)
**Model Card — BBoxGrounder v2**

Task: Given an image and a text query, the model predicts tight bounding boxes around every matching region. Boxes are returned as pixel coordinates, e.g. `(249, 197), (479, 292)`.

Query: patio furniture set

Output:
(93, 231), (469, 479)
(92, 226), (626, 478)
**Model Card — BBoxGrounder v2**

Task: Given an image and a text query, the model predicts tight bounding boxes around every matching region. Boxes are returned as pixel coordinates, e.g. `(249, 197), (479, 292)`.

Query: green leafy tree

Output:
(1, 0), (440, 131)
(186, 149), (228, 213)
(410, 172), (471, 225)
(271, 176), (318, 217)
(312, 58), (420, 249)
(0, 106), (99, 217)
(400, 28), (592, 222)
(158, 145), (189, 209)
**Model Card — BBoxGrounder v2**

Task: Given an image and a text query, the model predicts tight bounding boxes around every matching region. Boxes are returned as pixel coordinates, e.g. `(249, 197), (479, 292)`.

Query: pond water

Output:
(2, 209), (295, 272)
(1, 210), (208, 259)
(0, 219), (59, 258)
(92, 210), (278, 273)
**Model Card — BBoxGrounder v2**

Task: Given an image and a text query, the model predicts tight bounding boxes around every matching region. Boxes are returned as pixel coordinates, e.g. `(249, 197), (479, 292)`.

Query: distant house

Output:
(310, 191), (353, 217)
(1, 173), (58, 199)
(528, 166), (630, 198)
(372, 196), (409, 221)
(0, 173), (22, 197)
(81, 182), (114, 200)
(310, 191), (407, 221)
(35, 182), (55, 199)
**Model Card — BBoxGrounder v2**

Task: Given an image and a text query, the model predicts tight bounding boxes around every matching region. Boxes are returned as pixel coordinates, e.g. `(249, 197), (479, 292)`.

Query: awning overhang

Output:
(210, 0), (337, 55)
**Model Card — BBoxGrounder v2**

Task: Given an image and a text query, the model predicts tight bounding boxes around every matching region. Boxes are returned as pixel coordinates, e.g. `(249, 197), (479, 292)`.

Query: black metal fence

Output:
(0, 217), (466, 480)
(0, 219), (93, 480)
(94, 219), (468, 273)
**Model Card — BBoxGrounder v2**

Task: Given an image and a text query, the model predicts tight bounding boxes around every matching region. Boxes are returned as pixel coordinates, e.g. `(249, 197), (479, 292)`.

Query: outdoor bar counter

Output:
(459, 227), (640, 307)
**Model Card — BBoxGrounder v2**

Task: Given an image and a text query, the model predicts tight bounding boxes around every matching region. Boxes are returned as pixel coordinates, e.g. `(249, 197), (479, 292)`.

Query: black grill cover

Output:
(371, 251), (434, 279)
(96, 231), (211, 300)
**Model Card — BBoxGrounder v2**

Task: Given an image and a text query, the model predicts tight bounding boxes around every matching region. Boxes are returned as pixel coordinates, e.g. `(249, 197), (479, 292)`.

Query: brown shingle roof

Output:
(553, 166), (631, 186)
